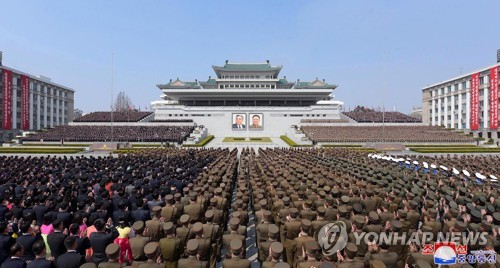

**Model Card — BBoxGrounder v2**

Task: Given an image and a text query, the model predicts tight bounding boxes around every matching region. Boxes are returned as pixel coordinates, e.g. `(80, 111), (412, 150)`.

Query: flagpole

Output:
(111, 53), (114, 142)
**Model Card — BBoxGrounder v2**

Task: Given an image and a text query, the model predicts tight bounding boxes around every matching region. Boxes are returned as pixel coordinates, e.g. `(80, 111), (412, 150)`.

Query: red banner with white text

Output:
(21, 75), (30, 130)
(491, 67), (498, 129)
(2, 70), (12, 130)
(470, 73), (480, 130)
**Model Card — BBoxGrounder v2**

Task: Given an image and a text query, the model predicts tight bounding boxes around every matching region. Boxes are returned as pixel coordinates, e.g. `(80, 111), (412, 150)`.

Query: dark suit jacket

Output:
(72, 235), (91, 256)
(131, 209), (150, 222)
(0, 257), (26, 268)
(232, 124), (246, 129)
(0, 233), (16, 264)
(90, 228), (119, 264)
(47, 231), (67, 259)
(26, 257), (56, 268)
(17, 233), (42, 261)
(55, 251), (85, 268)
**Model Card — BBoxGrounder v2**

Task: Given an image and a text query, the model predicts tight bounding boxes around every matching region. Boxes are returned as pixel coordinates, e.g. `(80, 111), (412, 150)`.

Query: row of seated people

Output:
(301, 126), (475, 143)
(150, 119), (194, 123)
(23, 125), (194, 143)
(300, 119), (350, 124)
(343, 111), (421, 123)
(75, 112), (153, 122)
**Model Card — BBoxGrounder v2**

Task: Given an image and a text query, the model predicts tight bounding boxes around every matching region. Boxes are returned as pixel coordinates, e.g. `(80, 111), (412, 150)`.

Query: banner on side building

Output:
(21, 75), (30, 130)
(470, 72), (480, 130)
(2, 70), (12, 130)
(490, 66), (498, 130)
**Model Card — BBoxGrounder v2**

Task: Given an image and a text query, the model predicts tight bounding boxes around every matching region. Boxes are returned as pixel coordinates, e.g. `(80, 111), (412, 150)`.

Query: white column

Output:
(62, 91), (65, 125)
(458, 93), (463, 129)
(12, 79), (17, 129)
(50, 88), (54, 128)
(37, 85), (41, 130)
(29, 82), (34, 130)
(55, 89), (60, 126)
(484, 82), (489, 129)
(466, 91), (471, 129)
(437, 98), (442, 126)
(450, 94), (455, 128)
(444, 96), (448, 127)
(44, 87), (48, 128)
(431, 98), (436, 126)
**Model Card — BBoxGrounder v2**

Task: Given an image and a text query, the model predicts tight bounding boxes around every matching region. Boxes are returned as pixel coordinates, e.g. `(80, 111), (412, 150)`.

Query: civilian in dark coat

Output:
(16, 222), (42, 262)
(55, 236), (86, 268)
(69, 223), (91, 256)
(0, 221), (15, 264)
(0, 243), (26, 268)
(89, 218), (119, 264)
(27, 240), (56, 268)
(47, 219), (67, 259)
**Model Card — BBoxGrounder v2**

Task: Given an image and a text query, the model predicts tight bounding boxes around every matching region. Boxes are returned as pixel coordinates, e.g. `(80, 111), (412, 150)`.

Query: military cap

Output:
(165, 195), (173, 202)
(268, 224), (279, 236)
(192, 222), (203, 234)
(352, 203), (363, 214)
(493, 212), (500, 224)
(215, 187), (222, 194)
(229, 218), (240, 227)
(470, 209), (482, 221)
(232, 211), (241, 218)
(414, 259), (432, 268)
(144, 242), (159, 257)
(455, 221), (467, 231)
(421, 225), (432, 233)
(317, 206), (326, 215)
(152, 206), (162, 214)
(289, 208), (299, 217)
(263, 210), (272, 220)
(275, 262), (290, 268)
(390, 220), (402, 231)
(230, 239), (243, 254)
(341, 196), (350, 204)
(398, 209), (407, 219)
(179, 214), (190, 224)
(270, 241), (283, 257)
(370, 260), (386, 268)
(105, 243), (120, 259)
(80, 263), (97, 268)
(368, 211), (380, 221)
(301, 219), (312, 231)
(186, 239), (199, 255)
(353, 217), (364, 229)
(132, 221), (145, 233)
(163, 222), (174, 232)
(210, 197), (217, 205)
(259, 200), (267, 207)
(481, 220), (492, 232)
(305, 241), (319, 255)
(345, 243), (357, 255)
(205, 210), (214, 220)
(338, 206), (347, 214)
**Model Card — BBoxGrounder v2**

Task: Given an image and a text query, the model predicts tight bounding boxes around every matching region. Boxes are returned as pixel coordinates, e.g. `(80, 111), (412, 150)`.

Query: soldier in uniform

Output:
(145, 207), (162, 242)
(98, 243), (123, 268)
(175, 214), (192, 246)
(292, 220), (315, 265)
(282, 208), (301, 266)
(129, 221), (150, 267)
(178, 239), (208, 268)
(256, 210), (272, 244)
(184, 193), (203, 223)
(203, 210), (221, 268)
(337, 243), (365, 268)
(160, 195), (178, 223)
(262, 242), (285, 268)
(259, 224), (279, 263)
(222, 218), (245, 259)
(367, 241), (398, 268)
(299, 200), (317, 222)
(158, 222), (182, 268)
(192, 222), (211, 263)
(296, 241), (321, 268)
(222, 239), (251, 268)
(138, 242), (163, 268)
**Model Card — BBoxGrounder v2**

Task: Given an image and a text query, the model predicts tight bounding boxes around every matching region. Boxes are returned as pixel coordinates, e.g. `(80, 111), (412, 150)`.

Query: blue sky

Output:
(1, 0), (499, 113)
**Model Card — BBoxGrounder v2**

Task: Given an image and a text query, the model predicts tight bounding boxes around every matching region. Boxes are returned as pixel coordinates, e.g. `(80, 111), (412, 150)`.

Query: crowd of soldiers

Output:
(0, 147), (498, 268)
(343, 111), (421, 123)
(74, 112), (153, 123)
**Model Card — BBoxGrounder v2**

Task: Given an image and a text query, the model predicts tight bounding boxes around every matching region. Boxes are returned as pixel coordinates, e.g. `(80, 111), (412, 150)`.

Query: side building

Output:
(153, 61), (343, 137)
(422, 61), (499, 139)
(1, 64), (75, 141)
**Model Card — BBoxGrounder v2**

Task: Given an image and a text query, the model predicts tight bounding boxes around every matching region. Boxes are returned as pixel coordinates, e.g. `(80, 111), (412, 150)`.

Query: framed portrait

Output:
(232, 113), (247, 130)
(248, 113), (263, 130)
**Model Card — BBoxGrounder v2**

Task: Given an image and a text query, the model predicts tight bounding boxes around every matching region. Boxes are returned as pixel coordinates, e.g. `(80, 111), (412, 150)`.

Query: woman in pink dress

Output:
(113, 216), (132, 264)
(40, 214), (54, 257)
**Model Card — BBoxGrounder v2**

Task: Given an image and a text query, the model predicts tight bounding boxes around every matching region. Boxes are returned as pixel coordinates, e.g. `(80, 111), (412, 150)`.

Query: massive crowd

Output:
(74, 112), (153, 123)
(301, 126), (475, 143)
(0, 147), (497, 268)
(22, 126), (194, 143)
(343, 111), (421, 123)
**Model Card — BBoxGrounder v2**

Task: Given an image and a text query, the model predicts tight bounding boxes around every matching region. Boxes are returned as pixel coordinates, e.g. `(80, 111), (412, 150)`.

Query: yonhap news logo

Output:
(316, 221), (348, 255)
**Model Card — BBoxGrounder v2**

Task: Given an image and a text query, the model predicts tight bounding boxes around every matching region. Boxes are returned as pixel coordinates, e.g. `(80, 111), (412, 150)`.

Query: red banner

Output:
(21, 75), (30, 130)
(470, 73), (480, 130)
(2, 70), (12, 130)
(490, 67), (498, 129)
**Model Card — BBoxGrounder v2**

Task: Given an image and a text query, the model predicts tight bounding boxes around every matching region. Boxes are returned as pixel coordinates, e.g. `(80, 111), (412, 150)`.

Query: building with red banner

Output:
(422, 60), (499, 139)
(1, 65), (75, 141)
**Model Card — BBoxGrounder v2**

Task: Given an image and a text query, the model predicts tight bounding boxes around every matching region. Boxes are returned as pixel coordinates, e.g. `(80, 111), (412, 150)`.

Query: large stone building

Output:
(152, 61), (343, 137)
(422, 61), (499, 139)
(1, 62), (75, 141)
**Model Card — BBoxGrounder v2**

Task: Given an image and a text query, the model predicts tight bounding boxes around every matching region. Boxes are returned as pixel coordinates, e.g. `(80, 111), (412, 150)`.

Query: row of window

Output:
(221, 75), (274, 79)
(221, 84), (276, 89)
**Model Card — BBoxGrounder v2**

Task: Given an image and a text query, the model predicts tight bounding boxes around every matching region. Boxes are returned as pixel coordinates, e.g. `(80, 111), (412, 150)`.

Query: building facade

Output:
(422, 63), (499, 138)
(1, 65), (74, 140)
(153, 61), (343, 137)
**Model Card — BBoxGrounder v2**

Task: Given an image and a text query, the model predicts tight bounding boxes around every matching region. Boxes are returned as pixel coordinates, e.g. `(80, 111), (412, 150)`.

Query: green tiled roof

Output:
(205, 78), (217, 85)
(213, 63), (281, 72)
(298, 82), (311, 87)
(278, 78), (289, 84)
